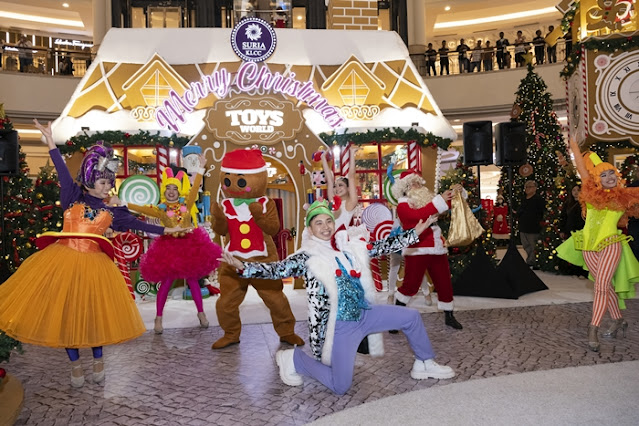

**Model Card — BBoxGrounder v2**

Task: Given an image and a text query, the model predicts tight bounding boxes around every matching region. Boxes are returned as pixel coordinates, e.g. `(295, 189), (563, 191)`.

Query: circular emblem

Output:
(519, 164), (533, 177)
(231, 17), (277, 63)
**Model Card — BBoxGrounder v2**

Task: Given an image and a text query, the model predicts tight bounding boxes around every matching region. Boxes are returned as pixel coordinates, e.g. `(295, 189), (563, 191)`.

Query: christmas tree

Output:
(1, 106), (34, 276)
(498, 64), (571, 273)
(439, 157), (497, 278)
(31, 161), (63, 240)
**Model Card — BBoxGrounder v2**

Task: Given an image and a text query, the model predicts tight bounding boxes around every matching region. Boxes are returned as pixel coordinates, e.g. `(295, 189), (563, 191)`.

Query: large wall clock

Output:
(590, 49), (639, 145)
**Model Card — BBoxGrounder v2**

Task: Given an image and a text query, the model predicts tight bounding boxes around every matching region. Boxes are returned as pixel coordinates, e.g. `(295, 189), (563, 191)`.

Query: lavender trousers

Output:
(293, 304), (435, 394)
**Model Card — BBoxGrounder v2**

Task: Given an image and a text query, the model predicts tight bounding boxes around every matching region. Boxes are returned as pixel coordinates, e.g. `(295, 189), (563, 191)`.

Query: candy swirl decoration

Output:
(118, 175), (160, 206)
(112, 232), (144, 262)
(361, 203), (393, 233)
(373, 220), (395, 241)
(383, 169), (404, 206)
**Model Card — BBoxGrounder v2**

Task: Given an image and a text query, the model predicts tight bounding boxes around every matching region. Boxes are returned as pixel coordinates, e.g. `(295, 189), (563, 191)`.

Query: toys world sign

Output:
(204, 96), (304, 144)
(155, 61), (346, 133)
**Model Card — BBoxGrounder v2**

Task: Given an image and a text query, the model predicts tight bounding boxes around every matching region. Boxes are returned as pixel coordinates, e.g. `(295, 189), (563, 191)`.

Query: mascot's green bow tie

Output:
(233, 198), (256, 206)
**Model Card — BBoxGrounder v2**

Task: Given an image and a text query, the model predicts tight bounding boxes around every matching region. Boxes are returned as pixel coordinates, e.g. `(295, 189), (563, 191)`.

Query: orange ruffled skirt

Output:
(0, 242), (145, 348)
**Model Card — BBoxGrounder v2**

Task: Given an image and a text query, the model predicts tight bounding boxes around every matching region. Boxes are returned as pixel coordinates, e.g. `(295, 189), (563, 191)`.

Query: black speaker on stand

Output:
(463, 121), (493, 166)
(453, 122), (508, 297)
(0, 130), (19, 283)
(496, 133), (547, 297)
(495, 121), (526, 166)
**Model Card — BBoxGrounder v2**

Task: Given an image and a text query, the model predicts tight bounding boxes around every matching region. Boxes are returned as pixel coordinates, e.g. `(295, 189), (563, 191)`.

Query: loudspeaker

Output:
(495, 122), (527, 166)
(462, 121), (493, 166)
(0, 130), (19, 175)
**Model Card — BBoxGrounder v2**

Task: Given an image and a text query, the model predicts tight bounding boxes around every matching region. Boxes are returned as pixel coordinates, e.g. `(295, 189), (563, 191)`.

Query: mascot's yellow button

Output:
(240, 224), (251, 234)
(241, 239), (251, 249)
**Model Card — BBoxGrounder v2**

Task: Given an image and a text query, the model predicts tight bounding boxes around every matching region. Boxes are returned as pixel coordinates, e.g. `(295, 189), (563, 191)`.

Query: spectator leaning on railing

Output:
(482, 41), (494, 71)
(438, 40), (450, 75)
(17, 35), (33, 73)
(425, 43), (437, 76)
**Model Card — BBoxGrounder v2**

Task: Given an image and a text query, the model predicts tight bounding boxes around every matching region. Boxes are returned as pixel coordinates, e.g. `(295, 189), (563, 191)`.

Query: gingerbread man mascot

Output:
(211, 149), (304, 349)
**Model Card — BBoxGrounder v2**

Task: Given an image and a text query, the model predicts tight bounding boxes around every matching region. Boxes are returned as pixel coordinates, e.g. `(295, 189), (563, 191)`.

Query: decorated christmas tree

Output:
(30, 161), (63, 241)
(0, 106), (34, 276)
(439, 157), (497, 278)
(498, 64), (571, 273)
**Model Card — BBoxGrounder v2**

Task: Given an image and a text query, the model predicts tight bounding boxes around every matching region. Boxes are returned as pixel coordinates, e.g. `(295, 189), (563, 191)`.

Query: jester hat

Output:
(160, 168), (191, 203)
(583, 151), (623, 187)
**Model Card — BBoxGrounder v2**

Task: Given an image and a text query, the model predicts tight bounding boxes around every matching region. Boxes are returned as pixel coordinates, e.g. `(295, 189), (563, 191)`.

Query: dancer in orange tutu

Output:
(0, 120), (184, 387)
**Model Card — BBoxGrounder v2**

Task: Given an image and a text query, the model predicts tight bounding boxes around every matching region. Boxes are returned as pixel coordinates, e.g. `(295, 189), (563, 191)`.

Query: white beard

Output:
(407, 186), (435, 209)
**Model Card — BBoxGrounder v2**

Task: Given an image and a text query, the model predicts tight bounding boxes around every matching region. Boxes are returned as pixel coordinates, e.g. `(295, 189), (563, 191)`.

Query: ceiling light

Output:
(444, 6), (451, 11)
(0, 11), (84, 28)
(434, 7), (557, 29)
(62, 2), (70, 7)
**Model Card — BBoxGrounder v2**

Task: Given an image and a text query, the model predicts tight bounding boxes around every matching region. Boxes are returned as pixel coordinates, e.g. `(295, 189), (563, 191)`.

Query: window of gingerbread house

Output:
(349, 142), (412, 204)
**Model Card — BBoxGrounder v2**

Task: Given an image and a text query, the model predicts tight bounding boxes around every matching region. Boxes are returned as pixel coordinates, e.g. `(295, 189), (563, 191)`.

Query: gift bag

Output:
(447, 192), (484, 247)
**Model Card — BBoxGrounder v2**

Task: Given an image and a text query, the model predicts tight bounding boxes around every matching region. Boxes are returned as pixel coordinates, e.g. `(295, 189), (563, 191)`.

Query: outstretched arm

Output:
(321, 150), (335, 201)
(569, 138), (591, 183)
(34, 119), (80, 208)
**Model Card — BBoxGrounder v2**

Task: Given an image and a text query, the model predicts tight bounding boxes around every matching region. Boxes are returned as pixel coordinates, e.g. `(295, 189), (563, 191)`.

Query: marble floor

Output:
(5, 269), (639, 425)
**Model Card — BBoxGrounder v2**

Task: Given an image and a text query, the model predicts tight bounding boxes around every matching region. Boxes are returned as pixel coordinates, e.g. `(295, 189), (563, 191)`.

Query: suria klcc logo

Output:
(231, 17), (277, 63)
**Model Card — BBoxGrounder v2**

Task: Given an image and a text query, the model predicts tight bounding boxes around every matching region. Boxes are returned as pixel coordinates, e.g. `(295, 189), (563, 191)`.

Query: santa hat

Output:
(221, 149), (267, 174)
(391, 169), (425, 200)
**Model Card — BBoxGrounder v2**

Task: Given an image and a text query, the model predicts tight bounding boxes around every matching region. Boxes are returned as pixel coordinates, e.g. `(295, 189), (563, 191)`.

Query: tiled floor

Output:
(8, 300), (639, 425)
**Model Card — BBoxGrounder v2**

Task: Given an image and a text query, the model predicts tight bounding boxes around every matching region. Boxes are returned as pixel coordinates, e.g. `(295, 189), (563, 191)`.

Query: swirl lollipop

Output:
(118, 175), (160, 206)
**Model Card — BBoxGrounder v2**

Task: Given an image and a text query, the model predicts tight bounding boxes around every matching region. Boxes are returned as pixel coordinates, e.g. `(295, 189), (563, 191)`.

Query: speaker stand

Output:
(499, 166), (548, 297)
(452, 242), (517, 299)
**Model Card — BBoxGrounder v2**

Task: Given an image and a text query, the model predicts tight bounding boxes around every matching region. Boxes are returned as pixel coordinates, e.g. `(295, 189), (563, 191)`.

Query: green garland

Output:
(319, 127), (452, 150)
(60, 130), (191, 155)
(560, 1), (579, 34)
(561, 35), (639, 79)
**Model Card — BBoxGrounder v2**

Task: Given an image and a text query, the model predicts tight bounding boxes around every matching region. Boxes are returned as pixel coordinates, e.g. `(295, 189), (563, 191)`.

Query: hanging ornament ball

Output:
(55, 200), (61, 206)
(168, 141), (174, 147)
(25, 242), (32, 249)
(567, 57), (572, 63)
(0, 367), (6, 380)
(519, 164), (533, 177)
(66, 140), (73, 146)
(510, 104), (522, 119)
(80, 146), (86, 153)
(36, 193), (43, 199)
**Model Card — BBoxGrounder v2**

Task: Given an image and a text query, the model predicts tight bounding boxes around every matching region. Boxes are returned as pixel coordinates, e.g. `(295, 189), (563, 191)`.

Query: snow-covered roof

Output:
(52, 28), (456, 143)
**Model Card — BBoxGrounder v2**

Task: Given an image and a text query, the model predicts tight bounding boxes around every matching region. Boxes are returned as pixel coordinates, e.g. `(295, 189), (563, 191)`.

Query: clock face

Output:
(593, 53), (639, 135)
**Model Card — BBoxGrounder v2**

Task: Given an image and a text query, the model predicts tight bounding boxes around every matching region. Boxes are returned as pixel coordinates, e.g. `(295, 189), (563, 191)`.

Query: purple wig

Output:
(77, 141), (118, 188)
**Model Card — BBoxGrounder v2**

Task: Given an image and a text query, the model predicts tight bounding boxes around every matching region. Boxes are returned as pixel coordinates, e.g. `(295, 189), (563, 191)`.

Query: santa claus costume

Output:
(391, 170), (463, 329)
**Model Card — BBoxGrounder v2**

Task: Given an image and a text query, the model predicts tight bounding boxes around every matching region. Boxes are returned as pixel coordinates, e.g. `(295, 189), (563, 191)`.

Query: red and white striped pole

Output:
(339, 144), (350, 177)
(407, 141), (420, 172)
(156, 146), (169, 177)
(581, 44), (588, 139)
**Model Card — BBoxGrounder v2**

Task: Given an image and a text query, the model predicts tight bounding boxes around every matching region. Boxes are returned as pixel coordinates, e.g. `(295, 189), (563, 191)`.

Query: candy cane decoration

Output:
(581, 44), (588, 139)
(156, 146), (169, 174)
(407, 141), (420, 172)
(339, 145), (350, 176)
(112, 232), (144, 299)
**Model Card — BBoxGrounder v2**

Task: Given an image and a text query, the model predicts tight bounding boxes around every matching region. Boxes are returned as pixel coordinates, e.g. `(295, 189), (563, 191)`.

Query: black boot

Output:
(356, 338), (369, 354)
(389, 299), (406, 334)
(444, 311), (462, 330)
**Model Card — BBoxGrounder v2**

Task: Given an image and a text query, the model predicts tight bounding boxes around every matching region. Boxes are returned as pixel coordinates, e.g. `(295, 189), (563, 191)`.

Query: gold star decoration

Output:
(39, 160), (54, 175)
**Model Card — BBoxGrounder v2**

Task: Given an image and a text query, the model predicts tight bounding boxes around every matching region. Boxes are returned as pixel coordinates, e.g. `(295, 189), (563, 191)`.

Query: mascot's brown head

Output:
(220, 149), (268, 199)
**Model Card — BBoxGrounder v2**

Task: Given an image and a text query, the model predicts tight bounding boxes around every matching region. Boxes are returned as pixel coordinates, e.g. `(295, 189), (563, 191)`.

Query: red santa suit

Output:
(396, 193), (454, 309)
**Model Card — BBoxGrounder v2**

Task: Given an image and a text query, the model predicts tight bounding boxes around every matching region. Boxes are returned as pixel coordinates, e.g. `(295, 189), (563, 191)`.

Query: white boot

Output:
(410, 359), (455, 380)
(275, 349), (303, 386)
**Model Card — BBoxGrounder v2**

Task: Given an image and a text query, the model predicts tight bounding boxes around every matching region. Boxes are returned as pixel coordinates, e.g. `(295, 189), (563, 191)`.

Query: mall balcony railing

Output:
(0, 45), (92, 77)
(410, 39), (570, 78)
